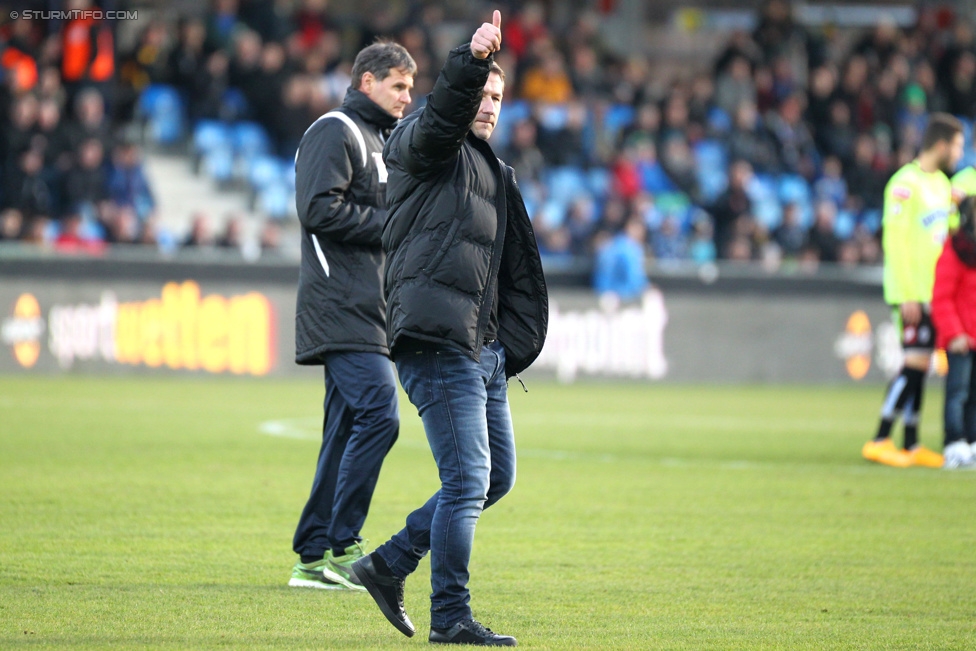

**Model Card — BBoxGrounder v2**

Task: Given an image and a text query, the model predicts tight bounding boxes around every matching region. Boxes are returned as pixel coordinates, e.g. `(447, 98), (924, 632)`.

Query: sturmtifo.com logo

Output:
(1, 294), (45, 368)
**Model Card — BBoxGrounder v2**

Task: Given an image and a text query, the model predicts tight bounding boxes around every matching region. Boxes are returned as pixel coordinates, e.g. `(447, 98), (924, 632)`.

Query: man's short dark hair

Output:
(351, 41), (417, 89)
(489, 61), (505, 83)
(921, 113), (964, 151)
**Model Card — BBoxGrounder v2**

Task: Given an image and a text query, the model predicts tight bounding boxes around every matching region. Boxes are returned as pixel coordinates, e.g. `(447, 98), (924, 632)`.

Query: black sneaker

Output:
(429, 619), (517, 646)
(351, 553), (415, 637)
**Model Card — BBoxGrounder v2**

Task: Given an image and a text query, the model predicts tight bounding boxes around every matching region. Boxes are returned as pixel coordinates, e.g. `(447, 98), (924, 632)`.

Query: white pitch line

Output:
(257, 418), (976, 475)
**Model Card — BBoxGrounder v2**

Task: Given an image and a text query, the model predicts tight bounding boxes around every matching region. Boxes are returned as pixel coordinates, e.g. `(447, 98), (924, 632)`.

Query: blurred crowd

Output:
(2, 0), (975, 272)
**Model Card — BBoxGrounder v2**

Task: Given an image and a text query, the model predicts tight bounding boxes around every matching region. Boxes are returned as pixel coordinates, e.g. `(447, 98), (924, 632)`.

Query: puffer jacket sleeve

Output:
(932, 240), (965, 348)
(399, 44), (491, 179)
(295, 118), (385, 246)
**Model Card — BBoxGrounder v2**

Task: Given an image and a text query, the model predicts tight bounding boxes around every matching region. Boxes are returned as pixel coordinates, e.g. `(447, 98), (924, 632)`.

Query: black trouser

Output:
(293, 351), (399, 558)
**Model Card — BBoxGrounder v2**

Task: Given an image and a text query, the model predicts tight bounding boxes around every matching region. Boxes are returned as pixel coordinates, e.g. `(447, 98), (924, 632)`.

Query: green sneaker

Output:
(288, 558), (344, 590)
(323, 541), (369, 591)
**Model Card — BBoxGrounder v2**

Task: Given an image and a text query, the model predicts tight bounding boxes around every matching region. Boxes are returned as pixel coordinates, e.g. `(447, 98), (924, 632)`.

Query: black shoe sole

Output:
(352, 558), (415, 638)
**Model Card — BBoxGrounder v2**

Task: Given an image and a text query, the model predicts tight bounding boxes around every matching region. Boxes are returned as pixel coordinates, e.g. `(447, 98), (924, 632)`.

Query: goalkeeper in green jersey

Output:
(863, 114), (965, 468)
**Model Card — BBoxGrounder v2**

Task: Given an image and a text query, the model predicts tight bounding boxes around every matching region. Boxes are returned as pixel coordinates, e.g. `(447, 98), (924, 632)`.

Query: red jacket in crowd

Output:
(932, 235), (976, 350)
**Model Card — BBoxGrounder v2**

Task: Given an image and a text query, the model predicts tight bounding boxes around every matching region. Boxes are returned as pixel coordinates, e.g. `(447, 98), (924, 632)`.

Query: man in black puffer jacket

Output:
(290, 42), (416, 592)
(353, 12), (548, 647)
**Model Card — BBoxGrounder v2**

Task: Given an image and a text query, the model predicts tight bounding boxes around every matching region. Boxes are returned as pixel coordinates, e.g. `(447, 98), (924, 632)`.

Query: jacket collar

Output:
(342, 88), (398, 133)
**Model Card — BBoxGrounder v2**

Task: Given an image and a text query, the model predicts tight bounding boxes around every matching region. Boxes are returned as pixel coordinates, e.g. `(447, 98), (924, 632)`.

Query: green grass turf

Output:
(1, 376), (975, 650)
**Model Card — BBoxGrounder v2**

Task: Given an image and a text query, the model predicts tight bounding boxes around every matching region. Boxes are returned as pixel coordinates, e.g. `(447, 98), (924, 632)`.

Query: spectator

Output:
(651, 215), (687, 263)
(817, 99), (857, 165)
(814, 155), (848, 207)
(217, 214), (245, 250)
(64, 138), (108, 213)
(537, 100), (590, 167)
(68, 88), (114, 153)
(688, 214), (717, 264)
(1, 94), (39, 176)
(258, 219), (283, 257)
(845, 133), (886, 212)
(773, 201), (807, 259)
(500, 118), (546, 185)
(521, 47), (574, 104)
(565, 196), (598, 255)
(107, 142), (155, 221)
(183, 212), (214, 248)
(3, 148), (54, 219)
(168, 18), (208, 98)
(594, 216), (649, 301)
(765, 93), (818, 178)
(709, 159), (755, 258)
(727, 100), (780, 174)
(0, 208), (24, 241)
(805, 200), (841, 262)
(715, 55), (756, 118)
(54, 211), (104, 254)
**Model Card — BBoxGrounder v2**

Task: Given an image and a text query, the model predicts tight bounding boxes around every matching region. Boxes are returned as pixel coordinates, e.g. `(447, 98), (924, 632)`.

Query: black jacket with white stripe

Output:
(294, 88), (398, 364)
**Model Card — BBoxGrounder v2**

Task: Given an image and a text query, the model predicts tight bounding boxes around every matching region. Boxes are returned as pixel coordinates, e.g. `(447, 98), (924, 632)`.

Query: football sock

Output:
(301, 555), (324, 564)
(875, 367), (921, 440)
(902, 370), (926, 450)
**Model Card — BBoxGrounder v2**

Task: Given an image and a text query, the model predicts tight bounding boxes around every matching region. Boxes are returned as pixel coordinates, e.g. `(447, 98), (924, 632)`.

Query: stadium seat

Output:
(232, 121), (272, 158)
(748, 174), (783, 229)
(193, 120), (232, 156)
(202, 146), (234, 185)
(220, 88), (251, 121)
(834, 209), (856, 239)
(602, 104), (635, 137)
(859, 209), (882, 234)
(491, 100), (530, 150)
(257, 181), (292, 219)
(192, 120), (232, 175)
(694, 139), (729, 203)
(545, 166), (590, 208)
(536, 104), (569, 130)
(247, 155), (284, 191)
(587, 168), (613, 199)
(136, 84), (185, 145)
(245, 155), (286, 209)
(707, 106), (732, 134)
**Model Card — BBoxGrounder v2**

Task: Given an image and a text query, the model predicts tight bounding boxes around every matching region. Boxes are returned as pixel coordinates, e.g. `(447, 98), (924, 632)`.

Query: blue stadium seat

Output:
(220, 88), (250, 121)
(587, 168), (613, 199)
(193, 120), (232, 156)
(777, 174), (810, 204)
(203, 146), (234, 184)
(545, 166), (590, 208)
(491, 100), (530, 150)
(247, 154), (284, 191)
(603, 104), (635, 136)
(694, 139), (729, 203)
(137, 84), (185, 145)
(748, 174), (783, 229)
(835, 209), (856, 239)
(859, 208), (882, 234)
(281, 158), (296, 191)
(707, 106), (732, 133)
(536, 104), (569, 130)
(258, 181), (292, 219)
(232, 121), (272, 158)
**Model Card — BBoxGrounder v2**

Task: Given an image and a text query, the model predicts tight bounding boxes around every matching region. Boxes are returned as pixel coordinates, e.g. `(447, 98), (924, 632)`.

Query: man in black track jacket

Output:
(290, 42), (415, 592)
(352, 12), (548, 647)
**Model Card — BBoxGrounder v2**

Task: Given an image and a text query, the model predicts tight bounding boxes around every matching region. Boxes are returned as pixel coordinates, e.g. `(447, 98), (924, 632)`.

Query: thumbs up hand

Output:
(471, 10), (502, 59)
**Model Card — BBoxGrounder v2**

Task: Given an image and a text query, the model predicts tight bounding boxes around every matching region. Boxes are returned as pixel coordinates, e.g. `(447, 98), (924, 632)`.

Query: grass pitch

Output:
(1, 376), (975, 650)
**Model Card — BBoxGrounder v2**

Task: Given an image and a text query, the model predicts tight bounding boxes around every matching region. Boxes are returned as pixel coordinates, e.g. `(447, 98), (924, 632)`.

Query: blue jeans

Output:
(375, 341), (516, 629)
(944, 351), (976, 445)
(293, 352), (399, 558)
